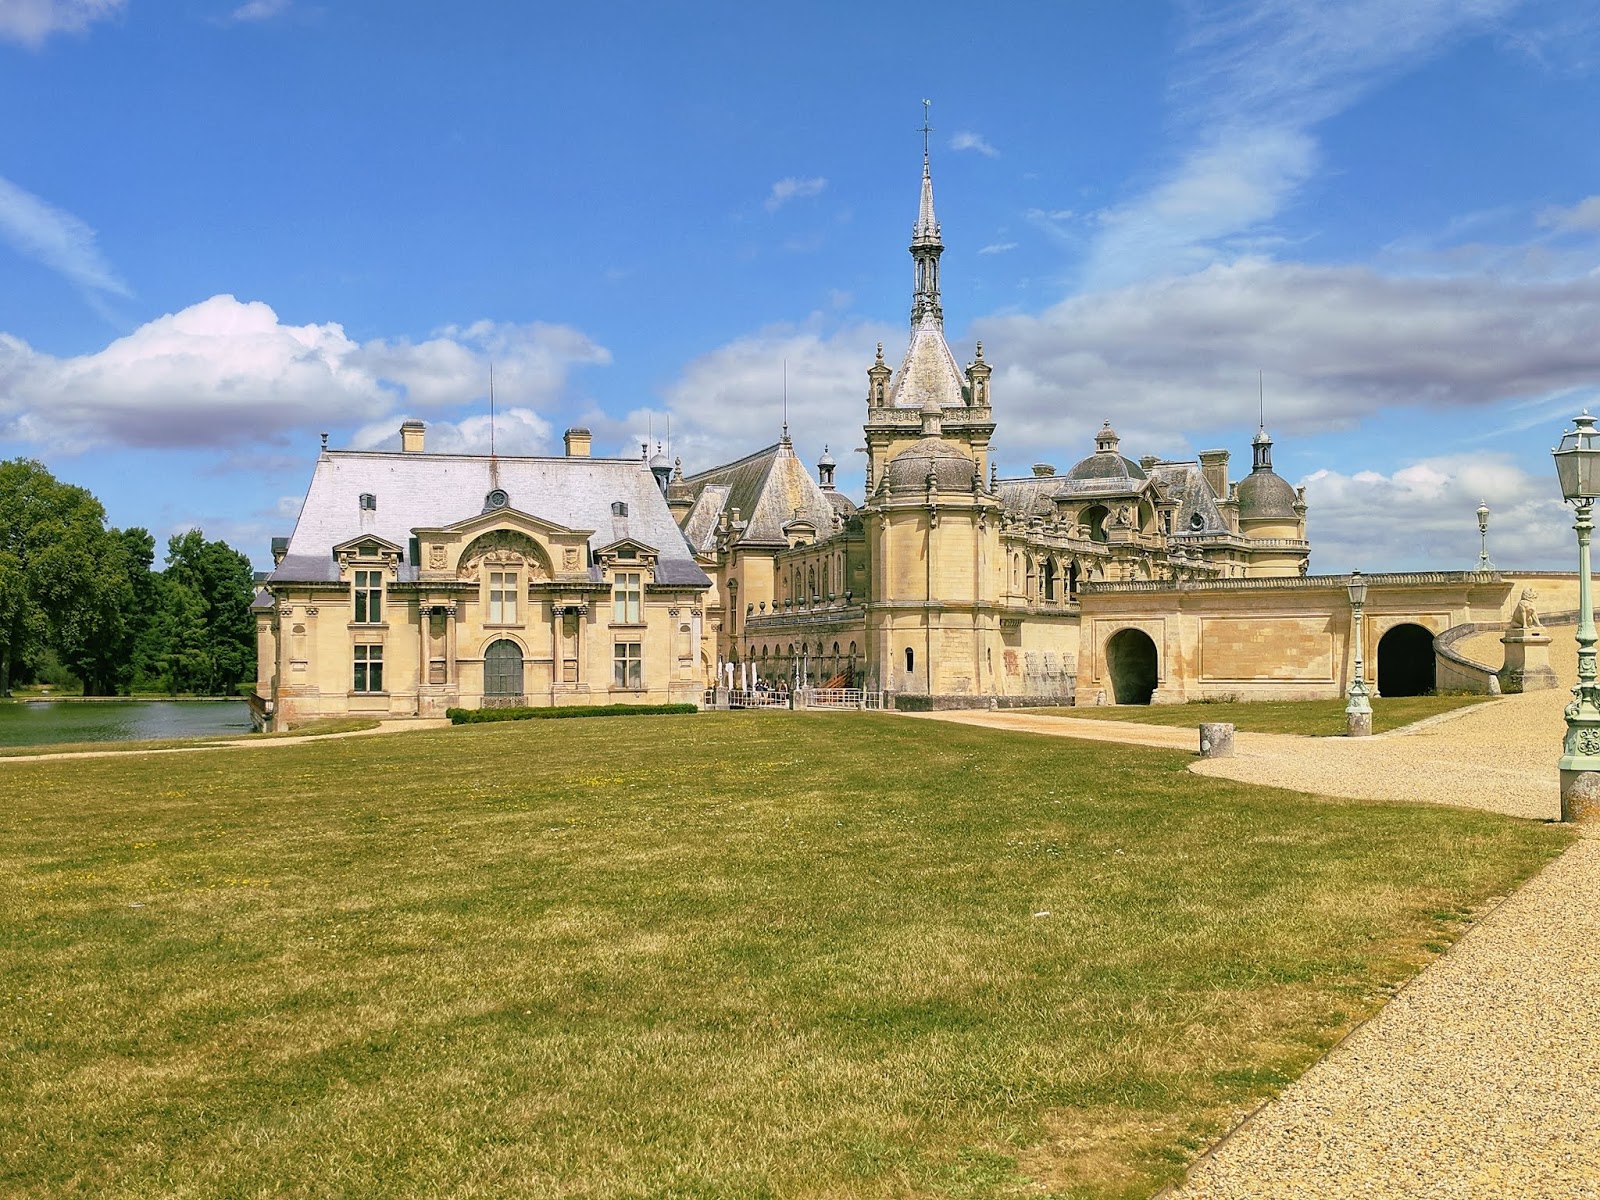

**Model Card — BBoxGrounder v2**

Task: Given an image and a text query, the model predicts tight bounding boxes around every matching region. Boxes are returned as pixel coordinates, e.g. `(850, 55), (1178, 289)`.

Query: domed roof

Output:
(825, 490), (857, 517)
(1063, 452), (1147, 485)
(1236, 468), (1299, 519)
(882, 438), (979, 494)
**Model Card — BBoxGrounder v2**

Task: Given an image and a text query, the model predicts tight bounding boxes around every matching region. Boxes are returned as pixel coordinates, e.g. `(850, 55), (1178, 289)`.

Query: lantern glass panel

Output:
(1347, 573), (1367, 606)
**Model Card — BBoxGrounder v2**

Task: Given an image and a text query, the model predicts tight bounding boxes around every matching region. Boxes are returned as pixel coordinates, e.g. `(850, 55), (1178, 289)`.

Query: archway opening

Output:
(1378, 623), (1435, 697)
(484, 639), (525, 700)
(1105, 628), (1158, 705)
(1083, 505), (1110, 544)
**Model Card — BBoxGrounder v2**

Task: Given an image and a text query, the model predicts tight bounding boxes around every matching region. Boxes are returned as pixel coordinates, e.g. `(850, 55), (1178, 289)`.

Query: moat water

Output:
(0, 700), (253, 748)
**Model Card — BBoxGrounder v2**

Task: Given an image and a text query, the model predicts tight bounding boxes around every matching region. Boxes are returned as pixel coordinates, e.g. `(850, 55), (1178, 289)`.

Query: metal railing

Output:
(806, 687), (886, 709)
(729, 689), (792, 709)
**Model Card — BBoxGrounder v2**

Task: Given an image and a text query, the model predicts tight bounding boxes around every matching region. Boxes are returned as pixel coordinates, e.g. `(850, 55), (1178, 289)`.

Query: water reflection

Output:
(0, 701), (254, 748)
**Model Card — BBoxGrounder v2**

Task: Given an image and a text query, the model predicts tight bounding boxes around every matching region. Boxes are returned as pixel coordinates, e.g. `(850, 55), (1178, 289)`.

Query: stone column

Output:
(1499, 629), (1557, 693)
(1199, 722), (1234, 758)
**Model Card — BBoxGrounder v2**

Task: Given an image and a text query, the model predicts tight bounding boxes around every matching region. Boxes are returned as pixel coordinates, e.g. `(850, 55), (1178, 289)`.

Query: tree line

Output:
(0, 459), (257, 697)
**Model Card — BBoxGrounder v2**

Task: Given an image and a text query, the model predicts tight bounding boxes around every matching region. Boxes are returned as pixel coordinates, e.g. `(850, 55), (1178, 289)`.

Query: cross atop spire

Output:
(920, 98), (932, 163)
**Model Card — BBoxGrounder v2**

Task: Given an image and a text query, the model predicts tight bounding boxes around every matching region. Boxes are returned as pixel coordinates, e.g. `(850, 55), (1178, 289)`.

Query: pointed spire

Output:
(910, 100), (944, 328)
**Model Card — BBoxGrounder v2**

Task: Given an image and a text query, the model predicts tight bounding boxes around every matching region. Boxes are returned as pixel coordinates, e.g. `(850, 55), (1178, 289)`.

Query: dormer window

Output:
(359, 493), (377, 511)
(1189, 512), (1205, 531)
(485, 488), (509, 510)
(616, 546), (636, 560)
(611, 501), (629, 517)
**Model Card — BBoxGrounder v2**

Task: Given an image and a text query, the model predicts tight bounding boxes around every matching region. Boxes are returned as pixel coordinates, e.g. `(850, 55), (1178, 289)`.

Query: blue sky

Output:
(5, 0), (1600, 571)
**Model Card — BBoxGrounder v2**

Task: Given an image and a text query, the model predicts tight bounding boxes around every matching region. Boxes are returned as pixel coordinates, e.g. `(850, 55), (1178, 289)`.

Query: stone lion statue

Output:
(1510, 587), (1543, 632)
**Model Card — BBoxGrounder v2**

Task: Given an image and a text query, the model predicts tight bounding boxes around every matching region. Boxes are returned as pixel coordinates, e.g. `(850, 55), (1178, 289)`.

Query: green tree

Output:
(164, 530), (257, 694)
(0, 459), (121, 696)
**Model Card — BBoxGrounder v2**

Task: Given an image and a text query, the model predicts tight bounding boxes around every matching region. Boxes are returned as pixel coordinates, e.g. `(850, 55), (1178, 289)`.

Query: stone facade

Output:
(253, 436), (710, 730)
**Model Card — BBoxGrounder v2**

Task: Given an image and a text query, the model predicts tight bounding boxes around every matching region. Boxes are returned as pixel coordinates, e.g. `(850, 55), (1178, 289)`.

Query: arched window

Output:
(1042, 559), (1057, 602)
(1069, 560), (1080, 596)
(484, 639), (524, 699)
(905, 647), (915, 674)
(1084, 505), (1110, 544)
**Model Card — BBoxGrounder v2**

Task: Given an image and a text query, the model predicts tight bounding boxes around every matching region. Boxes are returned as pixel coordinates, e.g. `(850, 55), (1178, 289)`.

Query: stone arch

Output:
(1083, 505), (1110, 544)
(483, 638), (525, 699)
(457, 529), (551, 582)
(1068, 559), (1080, 596)
(1105, 627), (1158, 705)
(1378, 623), (1436, 697)
(1041, 558), (1057, 602)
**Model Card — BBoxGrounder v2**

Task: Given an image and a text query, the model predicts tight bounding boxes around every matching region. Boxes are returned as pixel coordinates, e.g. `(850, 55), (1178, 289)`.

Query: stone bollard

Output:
(1199, 722), (1235, 758)
(1346, 710), (1372, 738)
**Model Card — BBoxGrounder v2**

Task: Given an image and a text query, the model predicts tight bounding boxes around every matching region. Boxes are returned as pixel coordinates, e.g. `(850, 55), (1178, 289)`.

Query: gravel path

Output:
(1165, 835), (1600, 1200)
(921, 636), (1596, 1199)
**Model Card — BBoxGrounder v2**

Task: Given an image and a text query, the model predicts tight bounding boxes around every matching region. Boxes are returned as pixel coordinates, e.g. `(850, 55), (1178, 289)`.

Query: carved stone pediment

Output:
(457, 529), (552, 583)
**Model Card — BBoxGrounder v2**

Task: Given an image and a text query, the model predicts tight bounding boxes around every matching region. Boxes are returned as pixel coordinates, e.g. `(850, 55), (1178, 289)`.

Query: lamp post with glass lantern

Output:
(1345, 570), (1372, 737)
(1477, 501), (1492, 571)
(1554, 411), (1600, 822)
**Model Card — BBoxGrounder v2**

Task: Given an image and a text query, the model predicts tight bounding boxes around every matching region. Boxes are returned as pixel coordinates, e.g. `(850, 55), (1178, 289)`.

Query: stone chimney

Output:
(400, 420), (426, 453)
(1198, 449), (1229, 499)
(564, 427), (592, 457)
(1031, 463), (1056, 477)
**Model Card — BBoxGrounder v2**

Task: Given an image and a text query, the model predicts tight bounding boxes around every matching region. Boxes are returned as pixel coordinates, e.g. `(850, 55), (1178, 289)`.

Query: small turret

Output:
(817, 445), (837, 490)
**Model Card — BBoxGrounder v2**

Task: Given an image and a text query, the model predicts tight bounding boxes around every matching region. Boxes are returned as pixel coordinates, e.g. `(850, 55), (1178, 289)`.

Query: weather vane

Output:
(920, 99), (932, 159)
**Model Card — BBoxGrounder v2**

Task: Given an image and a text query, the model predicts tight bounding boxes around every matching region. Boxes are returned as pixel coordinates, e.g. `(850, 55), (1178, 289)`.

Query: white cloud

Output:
(0, 175), (129, 300)
(657, 316), (897, 486)
(0, 0), (122, 47)
(1085, 0), (1520, 287)
(967, 257), (1600, 467)
(979, 242), (1018, 256)
(1302, 454), (1569, 571)
(764, 176), (827, 212)
(1537, 195), (1600, 233)
(350, 407), (553, 457)
(0, 295), (610, 453)
(231, 0), (289, 19)
(950, 131), (999, 158)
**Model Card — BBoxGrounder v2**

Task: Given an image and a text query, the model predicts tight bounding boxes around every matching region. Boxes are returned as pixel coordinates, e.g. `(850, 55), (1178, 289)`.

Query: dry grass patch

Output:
(0, 713), (1569, 1198)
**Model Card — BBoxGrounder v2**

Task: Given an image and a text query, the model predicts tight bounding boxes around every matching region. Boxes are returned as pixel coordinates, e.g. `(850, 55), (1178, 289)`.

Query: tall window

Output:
(488, 570), (518, 624)
(353, 644), (383, 692)
(613, 641), (642, 689)
(612, 572), (642, 623)
(354, 569), (383, 623)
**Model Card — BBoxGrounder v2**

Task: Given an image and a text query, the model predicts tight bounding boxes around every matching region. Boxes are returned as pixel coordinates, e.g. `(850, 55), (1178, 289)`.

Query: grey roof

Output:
(882, 437), (980, 494)
(676, 440), (841, 550)
(1147, 461), (1229, 535)
(1063, 449), (1148, 488)
(269, 450), (709, 587)
(1237, 467), (1300, 520)
(887, 315), (966, 410)
(996, 475), (1061, 519)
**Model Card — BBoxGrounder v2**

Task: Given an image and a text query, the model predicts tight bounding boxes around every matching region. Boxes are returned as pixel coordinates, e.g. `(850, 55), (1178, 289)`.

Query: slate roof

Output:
(269, 450), (709, 587)
(887, 315), (967, 411)
(676, 440), (842, 551)
(1147, 461), (1229, 535)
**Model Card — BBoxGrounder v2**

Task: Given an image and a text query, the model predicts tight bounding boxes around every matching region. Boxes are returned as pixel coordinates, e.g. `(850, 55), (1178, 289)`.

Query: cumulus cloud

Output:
(0, 175), (129, 300)
(1086, 0), (1519, 287)
(0, 0), (123, 47)
(950, 131), (999, 158)
(969, 257), (1600, 463)
(1302, 454), (1569, 571)
(764, 176), (827, 212)
(350, 407), (553, 456)
(0, 295), (609, 453)
(657, 316), (897, 485)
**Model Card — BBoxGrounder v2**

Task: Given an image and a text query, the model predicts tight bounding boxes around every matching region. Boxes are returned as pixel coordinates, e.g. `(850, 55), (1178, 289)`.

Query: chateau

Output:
(253, 148), (1554, 728)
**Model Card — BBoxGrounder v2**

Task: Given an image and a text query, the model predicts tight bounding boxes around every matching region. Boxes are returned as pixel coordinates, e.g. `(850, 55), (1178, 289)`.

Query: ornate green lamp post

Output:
(1345, 570), (1372, 737)
(1554, 412), (1600, 822)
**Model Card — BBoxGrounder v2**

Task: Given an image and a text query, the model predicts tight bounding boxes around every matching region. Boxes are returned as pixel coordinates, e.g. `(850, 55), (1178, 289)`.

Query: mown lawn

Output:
(0, 713), (1569, 1199)
(1028, 694), (1493, 736)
